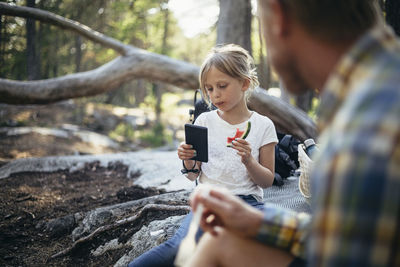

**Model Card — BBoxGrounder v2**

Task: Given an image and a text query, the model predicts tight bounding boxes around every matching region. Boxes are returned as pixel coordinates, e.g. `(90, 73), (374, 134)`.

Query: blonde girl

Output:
(128, 44), (278, 267)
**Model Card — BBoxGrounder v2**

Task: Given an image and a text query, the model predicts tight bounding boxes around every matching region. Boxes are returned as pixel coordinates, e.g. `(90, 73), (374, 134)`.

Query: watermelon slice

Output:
(226, 121), (251, 147)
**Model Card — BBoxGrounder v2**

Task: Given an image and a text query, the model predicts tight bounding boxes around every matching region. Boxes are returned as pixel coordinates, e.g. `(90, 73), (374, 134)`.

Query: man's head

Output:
(257, 0), (381, 94)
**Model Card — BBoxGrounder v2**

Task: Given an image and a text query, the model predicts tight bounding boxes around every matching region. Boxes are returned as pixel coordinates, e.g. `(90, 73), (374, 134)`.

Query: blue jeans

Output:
(128, 195), (264, 267)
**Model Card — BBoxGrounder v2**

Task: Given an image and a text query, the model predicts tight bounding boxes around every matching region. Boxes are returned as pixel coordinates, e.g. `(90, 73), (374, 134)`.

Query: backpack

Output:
(189, 89), (216, 124)
(273, 132), (301, 186)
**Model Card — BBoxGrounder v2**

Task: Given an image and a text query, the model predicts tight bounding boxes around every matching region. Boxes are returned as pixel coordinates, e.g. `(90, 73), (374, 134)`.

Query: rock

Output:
(71, 190), (190, 241)
(114, 215), (185, 267)
(116, 185), (166, 202)
(0, 151), (195, 192)
(43, 214), (76, 237)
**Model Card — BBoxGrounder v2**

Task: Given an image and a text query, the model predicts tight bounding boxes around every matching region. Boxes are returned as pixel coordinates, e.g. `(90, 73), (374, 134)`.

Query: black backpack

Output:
(189, 89), (216, 124)
(273, 132), (300, 186)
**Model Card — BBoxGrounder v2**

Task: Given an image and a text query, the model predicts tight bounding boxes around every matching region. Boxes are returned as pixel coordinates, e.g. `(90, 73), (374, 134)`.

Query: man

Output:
(187, 0), (400, 266)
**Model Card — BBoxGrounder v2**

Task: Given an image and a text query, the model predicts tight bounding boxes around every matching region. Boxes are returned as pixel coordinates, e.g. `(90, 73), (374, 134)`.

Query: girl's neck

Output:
(217, 103), (252, 125)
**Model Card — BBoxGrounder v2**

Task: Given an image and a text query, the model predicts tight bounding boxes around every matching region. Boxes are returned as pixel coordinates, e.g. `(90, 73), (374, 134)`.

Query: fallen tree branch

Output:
(0, 3), (200, 104)
(0, 3), (317, 139)
(50, 204), (190, 259)
(248, 88), (317, 140)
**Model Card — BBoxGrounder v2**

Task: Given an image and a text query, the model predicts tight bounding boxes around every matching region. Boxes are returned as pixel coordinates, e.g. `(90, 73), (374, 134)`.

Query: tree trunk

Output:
(52, 31), (59, 77)
(217, 0), (252, 54)
(26, 0), (40, 80)
(0, 15), (3, 77)
(295, 90), (314, 113)
(153, 3), (170, 124)
(257, 18), (270, 90)
(134, 79), (147, 107)
(386, 0), (400, 36)
(279, 80), (291, 103)
(37, 21), (43, 78)
(75, 36), (82, 73)
(152, 83), (162, 124)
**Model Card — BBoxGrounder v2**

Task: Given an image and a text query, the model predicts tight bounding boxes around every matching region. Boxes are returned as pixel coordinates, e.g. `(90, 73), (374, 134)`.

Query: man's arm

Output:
(256, 203), (311, 259)
(191, 187), (311, 258)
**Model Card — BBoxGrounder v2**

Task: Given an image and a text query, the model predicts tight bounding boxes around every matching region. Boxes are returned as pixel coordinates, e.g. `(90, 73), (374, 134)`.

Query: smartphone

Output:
(184, 124), (208, 162)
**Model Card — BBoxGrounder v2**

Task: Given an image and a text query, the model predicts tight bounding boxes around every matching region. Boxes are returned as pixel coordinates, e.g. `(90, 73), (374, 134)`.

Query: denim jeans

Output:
(128, 195), (264, 267)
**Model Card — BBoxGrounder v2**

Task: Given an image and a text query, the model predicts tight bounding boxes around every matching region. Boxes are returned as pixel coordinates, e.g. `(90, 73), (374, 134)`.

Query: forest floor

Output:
(0, 100), (189, 266)
(0, 162), (138, 266)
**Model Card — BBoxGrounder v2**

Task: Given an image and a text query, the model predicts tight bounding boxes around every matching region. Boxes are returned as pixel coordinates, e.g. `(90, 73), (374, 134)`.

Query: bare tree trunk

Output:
(295, 90), (314, 113)
(0, 15), (3, 77)
(257, 18), (270, 90)
(152, 83), (162, 124)
(134, 79), (147, 107)
(26, 0), (40, 80)
(279, 80), (291, 103)
(154, 3), (170, 124)
(75, 35), (82, 72)
(37, 21), (43, 79)
(217, 0), (252, 54)
(52, 31), (59, 77)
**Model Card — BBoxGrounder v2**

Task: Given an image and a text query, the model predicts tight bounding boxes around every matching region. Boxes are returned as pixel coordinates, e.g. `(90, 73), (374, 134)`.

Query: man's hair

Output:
(199, 44), (259, 105)
(263, 0), (381, 42)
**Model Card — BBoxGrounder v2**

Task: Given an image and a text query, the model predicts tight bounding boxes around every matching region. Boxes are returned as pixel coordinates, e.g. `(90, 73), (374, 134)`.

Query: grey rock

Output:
(114, 215), (185, 267)
(44, 214), (76, 237)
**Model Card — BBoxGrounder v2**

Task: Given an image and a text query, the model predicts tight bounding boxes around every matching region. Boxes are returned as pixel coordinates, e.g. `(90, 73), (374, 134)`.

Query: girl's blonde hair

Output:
(199, 44), (259, 105)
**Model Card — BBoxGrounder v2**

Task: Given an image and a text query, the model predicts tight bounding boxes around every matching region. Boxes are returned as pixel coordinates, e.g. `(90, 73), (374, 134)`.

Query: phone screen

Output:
(184, 124), (208, 162)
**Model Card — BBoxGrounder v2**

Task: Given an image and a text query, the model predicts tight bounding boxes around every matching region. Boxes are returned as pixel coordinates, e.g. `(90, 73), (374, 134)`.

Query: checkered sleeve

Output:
(255, 203), (311, 259)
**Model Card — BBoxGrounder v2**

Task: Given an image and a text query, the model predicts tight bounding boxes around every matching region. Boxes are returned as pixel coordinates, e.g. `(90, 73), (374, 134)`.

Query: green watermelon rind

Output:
(226, 121), (251, 147)
(241, 121), (251, 139)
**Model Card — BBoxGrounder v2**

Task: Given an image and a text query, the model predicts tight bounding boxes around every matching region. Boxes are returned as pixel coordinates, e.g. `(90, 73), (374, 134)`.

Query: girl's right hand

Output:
(177, 142), (196, 160)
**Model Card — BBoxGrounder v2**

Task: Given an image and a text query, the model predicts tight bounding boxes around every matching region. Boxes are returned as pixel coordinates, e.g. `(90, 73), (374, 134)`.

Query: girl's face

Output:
(204, 66), (249, 112)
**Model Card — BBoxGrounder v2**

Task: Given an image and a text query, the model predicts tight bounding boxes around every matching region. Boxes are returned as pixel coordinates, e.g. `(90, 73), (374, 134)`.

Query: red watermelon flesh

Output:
(226, 121), (251, 147)
(227, 129), (245, 144)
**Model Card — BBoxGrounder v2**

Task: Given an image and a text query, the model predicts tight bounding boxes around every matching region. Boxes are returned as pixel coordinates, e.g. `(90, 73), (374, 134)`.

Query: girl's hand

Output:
(177, 142), (196, 160)
(232, 138), (253, 165)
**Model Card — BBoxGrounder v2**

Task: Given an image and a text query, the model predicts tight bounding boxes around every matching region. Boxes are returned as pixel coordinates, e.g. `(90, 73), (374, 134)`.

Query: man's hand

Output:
(190, 187), (264, 238)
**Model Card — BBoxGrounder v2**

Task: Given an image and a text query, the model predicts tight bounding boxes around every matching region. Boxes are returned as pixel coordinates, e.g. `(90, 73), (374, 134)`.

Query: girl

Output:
(128, 44), (278, 267)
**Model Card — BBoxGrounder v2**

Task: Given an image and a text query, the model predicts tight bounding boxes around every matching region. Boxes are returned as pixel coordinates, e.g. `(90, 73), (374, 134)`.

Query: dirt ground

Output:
(0, 162), (130, 266)
(0, 102), (179, 266)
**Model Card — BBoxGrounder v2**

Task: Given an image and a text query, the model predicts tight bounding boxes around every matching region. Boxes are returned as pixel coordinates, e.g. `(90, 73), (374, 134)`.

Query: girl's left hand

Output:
(231, 138), (253, 165)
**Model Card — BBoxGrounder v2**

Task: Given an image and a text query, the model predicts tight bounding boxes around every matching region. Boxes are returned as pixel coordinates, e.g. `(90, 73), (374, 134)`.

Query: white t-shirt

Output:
(195, 110), (278, 201)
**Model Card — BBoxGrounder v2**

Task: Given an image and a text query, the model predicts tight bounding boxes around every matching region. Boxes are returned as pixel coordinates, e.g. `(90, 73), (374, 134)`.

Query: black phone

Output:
(184, 124), (208, 162)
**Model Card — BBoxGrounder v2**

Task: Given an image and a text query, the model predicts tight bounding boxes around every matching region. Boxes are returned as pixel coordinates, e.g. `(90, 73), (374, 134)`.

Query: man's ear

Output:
(268, 0), (290, 38)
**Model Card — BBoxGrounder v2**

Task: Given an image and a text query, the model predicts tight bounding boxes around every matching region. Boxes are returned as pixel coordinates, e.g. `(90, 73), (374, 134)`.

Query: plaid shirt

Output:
(256, 25), (400, 266)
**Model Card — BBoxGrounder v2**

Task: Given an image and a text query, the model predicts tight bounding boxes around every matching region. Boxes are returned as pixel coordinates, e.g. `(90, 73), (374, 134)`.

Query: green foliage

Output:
(138, 122), (171, 147)
(308, 97), (320, 122)
(109, 122), (136, 142)
(109, 121), (172, 148)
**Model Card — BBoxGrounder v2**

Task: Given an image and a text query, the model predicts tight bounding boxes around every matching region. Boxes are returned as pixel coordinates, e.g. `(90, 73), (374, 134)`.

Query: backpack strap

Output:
(189, 89), (202, 124)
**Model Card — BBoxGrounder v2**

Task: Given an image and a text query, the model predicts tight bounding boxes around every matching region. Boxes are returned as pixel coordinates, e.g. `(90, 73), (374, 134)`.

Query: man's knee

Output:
(196, 228), (294, 267)
(197, 228), (243, 259)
